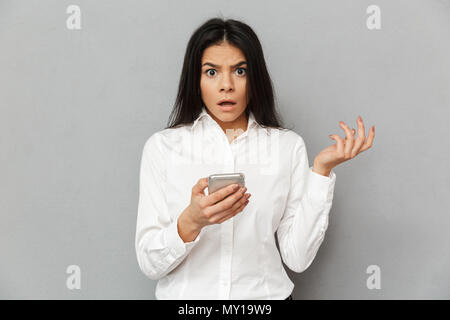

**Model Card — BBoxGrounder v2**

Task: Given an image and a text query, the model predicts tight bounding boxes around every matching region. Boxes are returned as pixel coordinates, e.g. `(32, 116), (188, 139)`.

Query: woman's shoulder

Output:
(268, 127), (306, 149)
(142, 125), (190, 152)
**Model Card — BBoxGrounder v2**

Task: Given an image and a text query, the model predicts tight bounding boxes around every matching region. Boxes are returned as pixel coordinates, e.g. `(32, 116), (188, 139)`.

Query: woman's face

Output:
(200, 42), (249, 131)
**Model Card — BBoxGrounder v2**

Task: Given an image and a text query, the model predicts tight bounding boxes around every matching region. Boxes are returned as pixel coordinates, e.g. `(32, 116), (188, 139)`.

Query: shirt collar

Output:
(192, 105), (269, 134)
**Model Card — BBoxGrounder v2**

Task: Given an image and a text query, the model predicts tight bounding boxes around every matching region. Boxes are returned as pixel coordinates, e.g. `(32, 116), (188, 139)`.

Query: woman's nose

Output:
(220, 73), (234, 91)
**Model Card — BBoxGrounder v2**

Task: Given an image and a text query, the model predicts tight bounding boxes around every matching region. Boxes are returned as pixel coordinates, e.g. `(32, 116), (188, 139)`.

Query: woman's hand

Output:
(185, 178), (251, 229)
(312, 115), (375, 176)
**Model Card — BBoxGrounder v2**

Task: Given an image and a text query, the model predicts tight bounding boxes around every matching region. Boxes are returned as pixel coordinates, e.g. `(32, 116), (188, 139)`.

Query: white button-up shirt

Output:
(135, 106), (336, 300)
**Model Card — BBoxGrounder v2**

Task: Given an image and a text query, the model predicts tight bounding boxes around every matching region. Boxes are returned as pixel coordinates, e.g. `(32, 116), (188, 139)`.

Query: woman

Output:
(135, 17), (375, 300)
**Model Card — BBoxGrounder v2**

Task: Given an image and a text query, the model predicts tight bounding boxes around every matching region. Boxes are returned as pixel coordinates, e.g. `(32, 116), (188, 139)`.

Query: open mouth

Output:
(218, 102), (236, 111)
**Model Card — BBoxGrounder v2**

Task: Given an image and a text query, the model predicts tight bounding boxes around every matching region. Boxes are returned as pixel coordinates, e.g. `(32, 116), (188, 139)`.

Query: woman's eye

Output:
(236, 68), (246, 76)
(205, 68), (246, 77)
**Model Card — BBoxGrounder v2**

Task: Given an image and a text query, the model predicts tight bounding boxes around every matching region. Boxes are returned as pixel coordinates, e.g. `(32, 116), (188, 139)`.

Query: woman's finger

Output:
(207, 186), (246, 216)
(211, 193), (250, 223)
(359, 125), (375, 152)
(329, 133), (345, 156)
(351, 116), (366, 157)
(216, 197), (249, 224)
(205, 183), (241, 208)
(216, 201), (248, 224)
(339, 121), (355, 159)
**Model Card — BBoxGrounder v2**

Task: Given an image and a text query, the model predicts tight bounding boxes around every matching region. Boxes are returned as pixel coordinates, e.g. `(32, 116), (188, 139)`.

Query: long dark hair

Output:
(165, 17), (292, 131)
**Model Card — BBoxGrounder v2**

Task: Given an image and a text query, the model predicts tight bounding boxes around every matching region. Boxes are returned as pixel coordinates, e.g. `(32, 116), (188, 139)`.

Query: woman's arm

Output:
(135, 133), (204, 281)
(276, 136), (336, 273)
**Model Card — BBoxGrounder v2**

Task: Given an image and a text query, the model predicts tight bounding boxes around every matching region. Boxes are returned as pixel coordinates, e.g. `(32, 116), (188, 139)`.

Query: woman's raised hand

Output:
(313, 115), (375, 175)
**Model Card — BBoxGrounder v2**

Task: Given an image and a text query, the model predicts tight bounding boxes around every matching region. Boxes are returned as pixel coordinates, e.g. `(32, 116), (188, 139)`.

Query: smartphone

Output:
(207, 173), (245, 195)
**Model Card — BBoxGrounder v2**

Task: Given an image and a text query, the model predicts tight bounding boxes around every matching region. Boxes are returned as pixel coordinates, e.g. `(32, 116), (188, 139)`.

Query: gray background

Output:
(1, 0), (449, 299)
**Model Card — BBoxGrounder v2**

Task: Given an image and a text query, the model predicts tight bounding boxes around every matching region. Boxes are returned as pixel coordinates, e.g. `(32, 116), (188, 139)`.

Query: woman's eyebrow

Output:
(202, 61), (247, 68)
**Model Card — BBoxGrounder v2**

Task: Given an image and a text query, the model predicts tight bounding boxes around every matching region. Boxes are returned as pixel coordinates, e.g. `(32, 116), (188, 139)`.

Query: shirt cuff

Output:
(307, 166), (336, 205)
(164, 214), (204, 259)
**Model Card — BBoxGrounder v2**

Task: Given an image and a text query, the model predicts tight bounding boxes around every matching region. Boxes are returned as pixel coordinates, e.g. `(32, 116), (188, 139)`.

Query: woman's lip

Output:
(218, 104), (236, 111)
(218, 100), (237, 104)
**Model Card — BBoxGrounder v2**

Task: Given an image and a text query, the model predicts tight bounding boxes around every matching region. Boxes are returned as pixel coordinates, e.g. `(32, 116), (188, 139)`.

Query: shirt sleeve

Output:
(276, 135), (336, 273)
(135, 133), (204, 280)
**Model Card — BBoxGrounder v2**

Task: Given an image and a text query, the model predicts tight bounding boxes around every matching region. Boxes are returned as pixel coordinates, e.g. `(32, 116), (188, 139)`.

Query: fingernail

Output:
(233, 184), (239, 190)
(358, 115), (362, 121)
